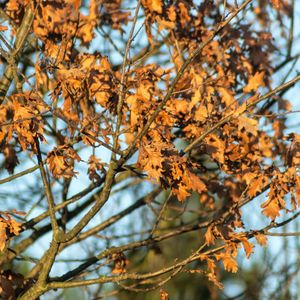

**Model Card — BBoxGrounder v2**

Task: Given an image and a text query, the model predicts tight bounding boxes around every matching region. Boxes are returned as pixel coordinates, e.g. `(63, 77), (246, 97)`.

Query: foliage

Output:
(0, 0), (299, 299)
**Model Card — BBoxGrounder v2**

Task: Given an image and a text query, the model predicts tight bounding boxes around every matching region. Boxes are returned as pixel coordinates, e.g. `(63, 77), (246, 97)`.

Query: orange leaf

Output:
(241, 239), (254, 258)
(218, 87), (235, 106)
(215, 252), (238, 273)
(205, 134), (225, 164)
(205, 226), (216, 246)
(0, 25), (8, 31)
(143, 0), (163, 14)
(160, 290), (169, 300)
(243, 71), (265, 93)
(271, 0), (281, 9)
(261, 199), (280, 220)
(254, 233), (268, 247)
(167, 6), (176, 21)
(247, 175), (269, 198)
(8, 219), (21, 236)
(238, 116), (258, 135)
(0, 221), (7, 252)
(47, 145), (80, 179)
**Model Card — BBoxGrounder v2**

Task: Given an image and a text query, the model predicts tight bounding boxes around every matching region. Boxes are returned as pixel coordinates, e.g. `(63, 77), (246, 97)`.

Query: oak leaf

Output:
(254, 233), (268, 247)
(143, 0), (163, 14)
(160, 290), (169, 300)
(0, 221), (7, 252)
(215, 252), (238, 273)
(247, 175), (269, 198)
(238, 116), (258, 135)
(205, 226), (216, 246)
(243, 71), (265, 93)
(111, 252), (128, 274)
(218, 87), (235, 106)
(167, 6), (176, 21)
(261, 198), (280, 220)
(88, 155), (104, 183)
(241, 238), (254, 258)
(205, 134), (225, 164)
(0, 213), (21, 252)
(271, 0), (281, 9)
(47, 145), (81, 179)
(3, 144), (19, 174)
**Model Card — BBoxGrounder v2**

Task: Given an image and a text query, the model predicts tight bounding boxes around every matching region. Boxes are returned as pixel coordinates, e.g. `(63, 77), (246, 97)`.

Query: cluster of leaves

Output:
(0, 0), (299, 299)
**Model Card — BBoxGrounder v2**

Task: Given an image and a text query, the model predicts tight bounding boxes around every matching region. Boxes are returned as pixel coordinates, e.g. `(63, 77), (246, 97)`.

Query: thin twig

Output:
(0, 6), (35, 102)
(35, 138), (60, 238)
(114, 0), (142, 157)
(0, 165), (39, 185)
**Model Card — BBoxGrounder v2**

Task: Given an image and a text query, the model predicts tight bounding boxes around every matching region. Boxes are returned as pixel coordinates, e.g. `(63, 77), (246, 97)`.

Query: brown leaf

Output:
(88, 155), (104, 183)
(3, 144), (19, 174)
(0, 270), (37, 300)
(111, 252), (128, 274)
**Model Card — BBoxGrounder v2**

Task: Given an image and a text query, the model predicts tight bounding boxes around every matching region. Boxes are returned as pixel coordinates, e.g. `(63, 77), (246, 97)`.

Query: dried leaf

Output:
(47, 145), (81, 179)
(261, 198), (281, 220)
(247, 175), (269, 198)
(205, 226), (216, 246)
(215, 252), (238, 273)
(243, 71), (265, 93)
(254, 233), (268, 246)
(0, 25), (8, 31)
(241, 239), (254, 258)
(160, 289), (169, 300)
(143, 0), (163, 14)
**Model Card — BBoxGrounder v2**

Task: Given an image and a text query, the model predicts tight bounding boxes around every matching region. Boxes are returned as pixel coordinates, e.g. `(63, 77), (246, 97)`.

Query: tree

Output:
(0, 0), (299, 299)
